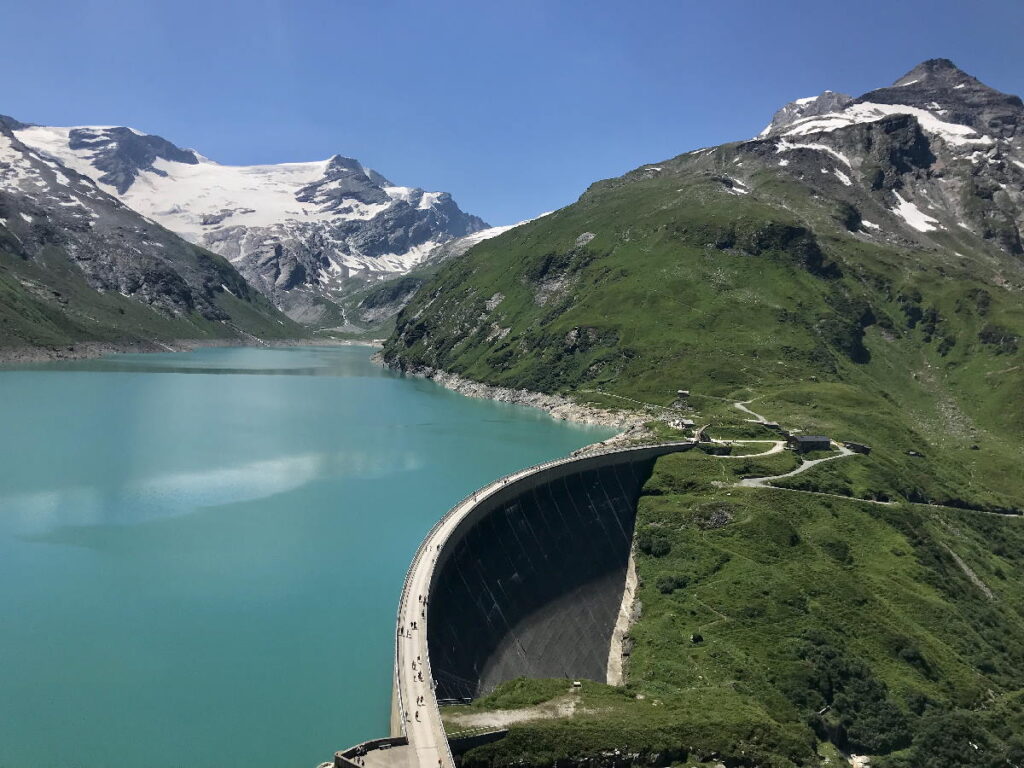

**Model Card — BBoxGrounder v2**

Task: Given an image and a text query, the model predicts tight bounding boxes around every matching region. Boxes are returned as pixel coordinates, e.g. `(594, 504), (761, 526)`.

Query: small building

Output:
(763, 421), (782, 430)
(788, 435), (832, 453)
(844, 441), (872, 455)
(676, 389), (690, 398)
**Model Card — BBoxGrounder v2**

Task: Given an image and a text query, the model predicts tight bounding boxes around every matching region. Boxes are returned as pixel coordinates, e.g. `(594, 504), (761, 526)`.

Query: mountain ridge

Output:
(0, 120), (306, 356)
(13, 122), (492, 326)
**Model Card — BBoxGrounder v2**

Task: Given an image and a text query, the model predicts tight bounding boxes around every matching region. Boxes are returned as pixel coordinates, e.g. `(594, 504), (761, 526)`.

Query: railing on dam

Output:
(339, 438), (695, 768)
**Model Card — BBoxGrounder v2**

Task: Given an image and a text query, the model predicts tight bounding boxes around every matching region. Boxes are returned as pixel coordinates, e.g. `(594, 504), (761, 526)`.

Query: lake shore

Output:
(0, 336), (381, 365)
(376, 357), (651, 438)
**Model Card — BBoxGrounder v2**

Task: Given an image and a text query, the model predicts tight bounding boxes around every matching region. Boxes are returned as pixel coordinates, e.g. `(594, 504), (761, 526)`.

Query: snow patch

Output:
(892, 191), (939, 232)
(724, 177), (749, 195)
(15, 129), (400, 225)
(775, 138), (852, 167)
(20, 212), (33, 223)
(861, 219), (880, 230)
(13, 123), (479, 279)
(834, 168), (852, 186)
(783, 102), (994, 147)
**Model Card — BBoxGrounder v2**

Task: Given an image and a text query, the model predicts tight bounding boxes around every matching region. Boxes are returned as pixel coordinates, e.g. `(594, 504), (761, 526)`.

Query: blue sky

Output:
(6, 0), (1023, 225)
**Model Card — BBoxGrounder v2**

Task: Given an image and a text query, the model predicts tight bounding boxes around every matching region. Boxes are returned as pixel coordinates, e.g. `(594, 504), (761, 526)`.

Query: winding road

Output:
(738, 443), (855, 487)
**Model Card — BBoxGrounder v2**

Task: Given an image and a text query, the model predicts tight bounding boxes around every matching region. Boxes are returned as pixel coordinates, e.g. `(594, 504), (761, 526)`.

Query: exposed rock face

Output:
(67, 126), (200, 193)
(0, 122), (263, 320)
(859, 58), (1024, 139)
(761, 90), (854, 136)
(13, 124), (490, 325)
(752, 59), (1024, 256)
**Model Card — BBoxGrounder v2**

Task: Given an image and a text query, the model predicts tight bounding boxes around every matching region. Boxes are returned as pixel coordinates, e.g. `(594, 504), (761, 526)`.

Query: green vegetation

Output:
(455, 453), (1024, 767)
(459, 678), (571, 712)
(409, 140), (1024, 765)
(0, 236), (306, 354)
(384, 141), (1024, 512)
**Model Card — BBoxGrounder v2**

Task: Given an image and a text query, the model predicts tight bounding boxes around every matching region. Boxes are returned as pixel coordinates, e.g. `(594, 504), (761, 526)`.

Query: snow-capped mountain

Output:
(14, 124), (490, 325)
(746, 58), (1024, 255)
(0, 115), (299, 349)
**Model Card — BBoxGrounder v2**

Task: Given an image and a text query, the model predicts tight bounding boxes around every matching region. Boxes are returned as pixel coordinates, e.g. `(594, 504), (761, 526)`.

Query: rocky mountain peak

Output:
(858, 59), (1023, 138)
(66, 126), (200, 193)
(296, 155), (391, 207)
(892, 57), (967, 86)
(761, 90), (854, 136)
(0, 114), (30, 131)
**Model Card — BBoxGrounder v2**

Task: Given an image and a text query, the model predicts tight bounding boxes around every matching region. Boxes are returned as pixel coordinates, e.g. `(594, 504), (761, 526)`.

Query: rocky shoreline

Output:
(375, 358), (653, 441)
(0, 336), (374, 365)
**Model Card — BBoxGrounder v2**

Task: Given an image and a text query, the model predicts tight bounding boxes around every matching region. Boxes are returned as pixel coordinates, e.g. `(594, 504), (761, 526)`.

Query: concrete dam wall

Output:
(426, 449), (668, 701)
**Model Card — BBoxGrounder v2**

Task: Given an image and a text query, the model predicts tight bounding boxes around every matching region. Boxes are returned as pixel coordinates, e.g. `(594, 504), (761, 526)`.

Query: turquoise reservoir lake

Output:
(0, 346), (614, 768)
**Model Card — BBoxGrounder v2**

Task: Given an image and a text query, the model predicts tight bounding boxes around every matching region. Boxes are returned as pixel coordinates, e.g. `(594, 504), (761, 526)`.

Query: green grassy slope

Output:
(394, 141), (1024, 764)
(0, 231), (306, 353)
(453, 451), (1024, 768)
(385, 143), (1024, 510)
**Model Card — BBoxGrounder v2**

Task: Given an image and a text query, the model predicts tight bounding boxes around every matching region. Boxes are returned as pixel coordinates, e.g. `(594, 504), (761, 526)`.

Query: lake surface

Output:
(0, 346), (614, 768)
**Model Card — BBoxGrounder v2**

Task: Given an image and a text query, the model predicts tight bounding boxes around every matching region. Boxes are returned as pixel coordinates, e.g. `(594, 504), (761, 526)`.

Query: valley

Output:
(3, 37), (1023, 768)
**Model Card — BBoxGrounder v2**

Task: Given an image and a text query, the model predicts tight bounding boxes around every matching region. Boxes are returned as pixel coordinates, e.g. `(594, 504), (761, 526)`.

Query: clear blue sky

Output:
(5, 0), (1023, 225)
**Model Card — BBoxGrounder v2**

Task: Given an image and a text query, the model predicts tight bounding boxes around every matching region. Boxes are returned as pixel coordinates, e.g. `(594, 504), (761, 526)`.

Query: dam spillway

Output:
(426, 451), (664, 701)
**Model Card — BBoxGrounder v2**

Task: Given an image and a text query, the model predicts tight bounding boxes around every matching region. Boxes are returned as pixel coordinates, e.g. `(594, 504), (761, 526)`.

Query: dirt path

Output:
(715, 440), (785, 458)
(738, 444), (855, 487)
(443, 693), (579, 730)
(734, 400), (768, 423)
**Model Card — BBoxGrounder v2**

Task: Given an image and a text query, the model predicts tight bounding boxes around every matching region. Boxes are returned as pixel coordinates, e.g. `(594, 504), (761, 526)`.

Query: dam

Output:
(429, 452), (661, 700)
(333, 441), (692, 768)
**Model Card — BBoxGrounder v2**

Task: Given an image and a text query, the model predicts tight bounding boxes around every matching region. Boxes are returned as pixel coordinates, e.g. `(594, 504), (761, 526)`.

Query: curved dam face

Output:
(426, 452), (661, 700)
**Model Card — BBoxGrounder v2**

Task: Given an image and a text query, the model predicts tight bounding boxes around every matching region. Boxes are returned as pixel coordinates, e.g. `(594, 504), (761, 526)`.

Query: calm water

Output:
(0, 346), (613, 768)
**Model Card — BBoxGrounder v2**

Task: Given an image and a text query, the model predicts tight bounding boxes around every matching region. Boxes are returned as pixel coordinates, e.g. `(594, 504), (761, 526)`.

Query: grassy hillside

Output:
(385, 142), (1024, 511)
(451, 450), (1024, 768)
(393, 133), (1024, 764)
(0, 231), (307, 354)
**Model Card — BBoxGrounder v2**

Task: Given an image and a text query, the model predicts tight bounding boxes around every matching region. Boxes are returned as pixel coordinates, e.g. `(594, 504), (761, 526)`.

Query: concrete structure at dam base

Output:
(332, 441), (694, 768)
